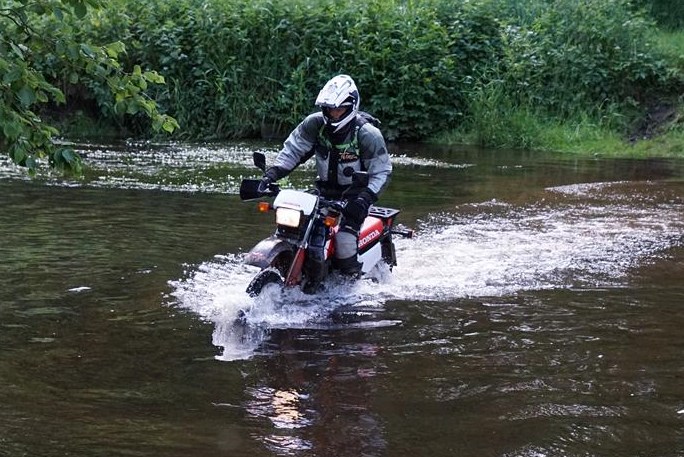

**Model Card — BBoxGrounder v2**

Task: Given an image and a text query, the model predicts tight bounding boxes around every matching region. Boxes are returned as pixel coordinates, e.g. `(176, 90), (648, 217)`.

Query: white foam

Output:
(170, 195), (683, 361)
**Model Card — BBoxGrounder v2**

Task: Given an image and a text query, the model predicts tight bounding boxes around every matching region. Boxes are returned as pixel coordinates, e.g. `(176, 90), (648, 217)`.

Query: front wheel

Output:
(246, 268), (284, 297)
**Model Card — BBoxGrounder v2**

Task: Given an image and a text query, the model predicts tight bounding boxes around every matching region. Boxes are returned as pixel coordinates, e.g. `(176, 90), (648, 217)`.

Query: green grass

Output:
(624, 129), (684, 157)
(653, 29), (684, 70)
(433, 104), (684, 158)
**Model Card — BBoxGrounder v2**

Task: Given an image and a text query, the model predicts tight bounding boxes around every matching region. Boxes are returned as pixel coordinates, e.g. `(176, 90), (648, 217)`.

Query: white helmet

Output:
(315, 74), (360, 133)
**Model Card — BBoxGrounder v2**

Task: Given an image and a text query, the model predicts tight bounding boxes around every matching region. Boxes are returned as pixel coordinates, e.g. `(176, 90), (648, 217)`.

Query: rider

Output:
(258, 74), (392, 276)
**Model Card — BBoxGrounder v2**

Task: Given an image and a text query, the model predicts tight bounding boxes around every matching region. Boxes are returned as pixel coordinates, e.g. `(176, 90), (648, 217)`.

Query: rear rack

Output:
(369, 206), (400, 220)
(369, 205), (414, 238)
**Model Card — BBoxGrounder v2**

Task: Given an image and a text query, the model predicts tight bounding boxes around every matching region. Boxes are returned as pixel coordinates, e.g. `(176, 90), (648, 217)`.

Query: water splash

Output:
(169, 253), (394, 361)
(169, 181), (683, 361)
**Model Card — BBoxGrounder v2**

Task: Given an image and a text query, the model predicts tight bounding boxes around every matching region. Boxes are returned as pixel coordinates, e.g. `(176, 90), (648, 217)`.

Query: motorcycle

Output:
(239, 152), (413, 296)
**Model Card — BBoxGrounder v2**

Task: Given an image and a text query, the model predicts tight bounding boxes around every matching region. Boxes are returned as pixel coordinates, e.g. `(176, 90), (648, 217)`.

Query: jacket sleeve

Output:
(271, 113), (322, 176)
(358, 124), (392, 197)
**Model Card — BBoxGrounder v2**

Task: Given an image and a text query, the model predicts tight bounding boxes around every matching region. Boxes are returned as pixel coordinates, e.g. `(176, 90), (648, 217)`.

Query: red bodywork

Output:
(324, 215), (385, 259)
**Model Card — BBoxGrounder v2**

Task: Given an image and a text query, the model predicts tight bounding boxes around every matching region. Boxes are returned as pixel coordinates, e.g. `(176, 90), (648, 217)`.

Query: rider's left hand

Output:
(343, 191), (374, 226)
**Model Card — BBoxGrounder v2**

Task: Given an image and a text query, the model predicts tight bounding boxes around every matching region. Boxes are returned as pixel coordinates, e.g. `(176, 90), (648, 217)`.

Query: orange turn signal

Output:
(257, 201), (271, 213)
(323, 215), (339, 227)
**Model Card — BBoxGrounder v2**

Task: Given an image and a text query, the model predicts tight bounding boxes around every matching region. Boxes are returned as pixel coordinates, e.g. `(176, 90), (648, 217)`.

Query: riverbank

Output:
(53, 91), (684, 159)
(431, 100), (684, 158)
(430, 26), (684, 158)
(4, 0), (684, 173)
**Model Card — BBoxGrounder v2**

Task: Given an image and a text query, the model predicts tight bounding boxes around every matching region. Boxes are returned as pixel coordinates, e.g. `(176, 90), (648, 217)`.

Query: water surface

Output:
(0, 142), (682, 456)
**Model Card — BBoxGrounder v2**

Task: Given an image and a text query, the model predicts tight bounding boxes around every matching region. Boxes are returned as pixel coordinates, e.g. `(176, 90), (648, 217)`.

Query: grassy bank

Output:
(434, 110), (684, 157)
(46, 0), (684, 158)
(432, 18), (684, 157)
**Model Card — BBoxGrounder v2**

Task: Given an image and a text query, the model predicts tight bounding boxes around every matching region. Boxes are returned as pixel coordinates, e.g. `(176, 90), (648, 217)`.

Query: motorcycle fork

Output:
(284, 213), (318, 287)
(285, 248), (307, 286)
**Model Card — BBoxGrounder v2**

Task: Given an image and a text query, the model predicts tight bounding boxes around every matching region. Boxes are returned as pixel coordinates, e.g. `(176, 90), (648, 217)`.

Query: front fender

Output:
(244, 236), (294, 269)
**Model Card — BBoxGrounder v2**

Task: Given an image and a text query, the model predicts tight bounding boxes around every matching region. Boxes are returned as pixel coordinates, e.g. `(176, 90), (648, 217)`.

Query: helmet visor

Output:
(322, 105), (351, 121)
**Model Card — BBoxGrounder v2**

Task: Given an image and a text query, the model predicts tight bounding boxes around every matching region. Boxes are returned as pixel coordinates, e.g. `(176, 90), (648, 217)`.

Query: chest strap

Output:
(318, 123), (363, 187)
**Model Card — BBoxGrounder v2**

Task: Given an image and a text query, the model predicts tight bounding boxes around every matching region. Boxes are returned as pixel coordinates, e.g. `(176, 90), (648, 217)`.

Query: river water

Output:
(0, 140), (682, 456)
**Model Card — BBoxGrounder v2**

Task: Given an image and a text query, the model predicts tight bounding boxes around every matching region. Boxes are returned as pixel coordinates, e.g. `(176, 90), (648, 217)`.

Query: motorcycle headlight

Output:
(276, 207), (301, 228)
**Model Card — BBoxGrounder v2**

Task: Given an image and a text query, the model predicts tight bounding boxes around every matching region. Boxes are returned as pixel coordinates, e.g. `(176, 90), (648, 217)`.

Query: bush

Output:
(44, 0), (684, 144)
(452, 0), (683, 150)
(69, 0), (504, 140)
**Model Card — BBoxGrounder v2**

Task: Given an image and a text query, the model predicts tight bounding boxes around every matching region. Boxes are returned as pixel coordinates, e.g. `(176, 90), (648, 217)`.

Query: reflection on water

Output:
(236, 330), (386, 457)
(0, 141), (683, 456)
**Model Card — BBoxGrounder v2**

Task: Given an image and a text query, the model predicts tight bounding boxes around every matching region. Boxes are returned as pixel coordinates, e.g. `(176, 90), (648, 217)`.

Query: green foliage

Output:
(73, 0), (681, 147)
(443, 0), (683, 151)
(631, 0), (684, 30)
(8, 0), (683, 156)
(0, 0), (178, 173)
(652, 29), (684, 73)
(81, 0), (504, 141)
(489, 0), (676, 115)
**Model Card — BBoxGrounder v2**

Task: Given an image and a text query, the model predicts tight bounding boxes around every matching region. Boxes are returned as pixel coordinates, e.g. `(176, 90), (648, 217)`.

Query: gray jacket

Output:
(272, 112), (392, 198)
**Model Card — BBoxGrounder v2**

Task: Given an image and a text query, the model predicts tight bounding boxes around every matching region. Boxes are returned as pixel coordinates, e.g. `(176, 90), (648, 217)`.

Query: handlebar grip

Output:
(260, 183), (280, 197)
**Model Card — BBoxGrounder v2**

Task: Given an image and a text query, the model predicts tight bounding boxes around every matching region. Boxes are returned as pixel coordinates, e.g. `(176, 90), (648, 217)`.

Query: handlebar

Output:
(258, 182), (281, 198)
(239, 178), (348, 213)
(318, 198), (346, 212)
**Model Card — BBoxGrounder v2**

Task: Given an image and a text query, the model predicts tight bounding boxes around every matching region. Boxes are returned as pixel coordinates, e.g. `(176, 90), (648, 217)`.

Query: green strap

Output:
(317, 119), (364, 186)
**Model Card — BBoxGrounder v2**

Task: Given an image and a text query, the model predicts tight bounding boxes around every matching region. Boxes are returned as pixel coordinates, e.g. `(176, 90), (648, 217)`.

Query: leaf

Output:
(26, 158), (37, 175)
(61, 149), (75, 163)
(51, 87), (66, 104)
(105, 42), (126, 58)
(79, 43), (96, 59)
(144, 71), (165, 84)
(10, 147), (27, 166)
(3, 67), (23, 84)
(10, 43), (25, 60)
(139, 99), (154, 115)
(3, 121), (22, 140)
(30, 2), (47, 15)
(17, 86), (36, 107)
(73, 2), (88, 19)
(53, 6), (64, 21)
(126, 101), (140, 115)
(54, 148), (83, 174)
(67, 44), (80, 60)
(162, 117), (179, 133)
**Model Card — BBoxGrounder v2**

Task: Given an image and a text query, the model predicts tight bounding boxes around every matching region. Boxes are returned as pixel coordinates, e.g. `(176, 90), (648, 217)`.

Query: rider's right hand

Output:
(257, 167), (281, 194)
(257, 175), (273, 194)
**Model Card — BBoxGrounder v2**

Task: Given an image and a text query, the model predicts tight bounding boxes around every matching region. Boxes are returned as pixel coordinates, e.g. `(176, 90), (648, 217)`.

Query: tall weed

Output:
(44, 0), (684, 145)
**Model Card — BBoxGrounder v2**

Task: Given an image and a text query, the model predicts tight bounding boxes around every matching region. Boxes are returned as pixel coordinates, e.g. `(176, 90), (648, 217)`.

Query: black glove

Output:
(343, 190), (375, 226)
(257, 176), (273, 194)
(257, 167), (280, 194)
